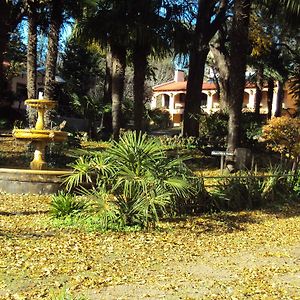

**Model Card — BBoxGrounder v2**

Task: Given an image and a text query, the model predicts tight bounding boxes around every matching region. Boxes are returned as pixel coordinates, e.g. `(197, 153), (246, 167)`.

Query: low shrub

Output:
(198, 111), (265, 151)
(211, 174), (263, 211)
(261, 116), (300, 160)
(61, 131), (200, 230)
(210, 166), (299, 211)
(50, 191), (86, 218)
(293, 172), (300, 196)
(148, 108), (172, 130)
(241, 112), (265, 149)
(198, 111), (228, 149)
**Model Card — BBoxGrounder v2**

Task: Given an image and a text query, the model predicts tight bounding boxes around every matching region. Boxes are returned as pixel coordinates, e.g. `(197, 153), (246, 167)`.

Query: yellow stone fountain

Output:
(13, 99), (68, 170)
(0, 99), (71, 194)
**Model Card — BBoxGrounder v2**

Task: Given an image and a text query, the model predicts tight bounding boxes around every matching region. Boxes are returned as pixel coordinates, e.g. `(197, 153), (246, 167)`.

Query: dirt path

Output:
(0, 193), (299, 299)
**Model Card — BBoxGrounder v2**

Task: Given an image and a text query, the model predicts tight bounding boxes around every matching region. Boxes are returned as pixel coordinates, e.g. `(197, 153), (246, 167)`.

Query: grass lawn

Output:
(0, 193), (299, 299)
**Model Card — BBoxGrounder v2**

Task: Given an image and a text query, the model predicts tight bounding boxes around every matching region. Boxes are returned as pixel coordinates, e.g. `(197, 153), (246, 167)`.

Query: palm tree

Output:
(44, 0), (64, 100)
(111, 42), (126, 141)
(25, 0), (39, 100)
(75, 0), (145, 140)
(217, 0), (299, 168)
(129, 0), (170, 132)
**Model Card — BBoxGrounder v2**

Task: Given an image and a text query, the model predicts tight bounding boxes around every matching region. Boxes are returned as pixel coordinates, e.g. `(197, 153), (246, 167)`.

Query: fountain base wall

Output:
(0, 168), (71, 194)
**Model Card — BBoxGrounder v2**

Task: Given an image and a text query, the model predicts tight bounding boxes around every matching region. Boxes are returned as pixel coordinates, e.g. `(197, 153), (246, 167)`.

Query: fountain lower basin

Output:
(13, 129), (68, 142)
(0, 168), (72, 194)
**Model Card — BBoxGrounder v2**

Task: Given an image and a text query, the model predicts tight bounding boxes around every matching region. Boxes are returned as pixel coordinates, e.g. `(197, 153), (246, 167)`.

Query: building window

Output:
(179, 93), (185, 103)
(200, 93), (207, 107)
(164, 95), (170, 108)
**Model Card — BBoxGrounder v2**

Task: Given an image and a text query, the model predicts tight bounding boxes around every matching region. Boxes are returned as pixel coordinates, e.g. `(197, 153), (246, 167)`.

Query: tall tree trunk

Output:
(226, 0), (251, 157)
(267, 78), (274, 119)
(210, 33), (230, 109)
(104, 46), (112, 106)
(183, 0), (228, 136)
(27, 11), (37, 99)
(102, 45), (113, 138)
(44, 0), (63, 100)
(133, 46), (148, 132)
(26, 4), (38, 127)
(183, 47), (209, 136)
(254, 65), (263, 116)
(183, 0), (213, 137)
(0, 2), (11, 100)
(111, 44), (126, 141)
(274, 80), (284, 117)
(0, 27), (9, 100)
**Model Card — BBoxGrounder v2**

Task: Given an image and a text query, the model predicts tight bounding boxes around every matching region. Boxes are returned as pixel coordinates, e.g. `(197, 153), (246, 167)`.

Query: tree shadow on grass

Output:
(0, 229), (56, 239)
(165, 211), (261, 234)
(191, 212), (261, 233)
(261, 201), (300, 219)
(0, 210), (49, 216)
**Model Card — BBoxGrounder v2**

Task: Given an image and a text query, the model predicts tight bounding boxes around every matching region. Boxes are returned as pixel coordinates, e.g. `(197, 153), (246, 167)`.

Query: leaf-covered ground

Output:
(0, 193), (299, 299)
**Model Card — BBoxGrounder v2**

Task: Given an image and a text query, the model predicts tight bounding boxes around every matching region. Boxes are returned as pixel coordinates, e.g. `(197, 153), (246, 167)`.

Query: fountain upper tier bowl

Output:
(13, 129), (68, 142)
(25, 99), (57, 109)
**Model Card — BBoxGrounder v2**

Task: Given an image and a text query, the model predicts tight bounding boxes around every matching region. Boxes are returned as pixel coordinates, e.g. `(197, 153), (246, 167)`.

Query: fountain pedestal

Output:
(30, 141), (47, 170)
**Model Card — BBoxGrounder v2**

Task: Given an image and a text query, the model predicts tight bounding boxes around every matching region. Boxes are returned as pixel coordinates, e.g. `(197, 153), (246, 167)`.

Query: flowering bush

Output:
(261, 116), (300, 159)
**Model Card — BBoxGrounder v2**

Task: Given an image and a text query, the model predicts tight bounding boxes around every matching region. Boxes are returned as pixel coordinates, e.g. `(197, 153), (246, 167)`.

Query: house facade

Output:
(9, 67), (65, 110)
(151, 70), (296, 126)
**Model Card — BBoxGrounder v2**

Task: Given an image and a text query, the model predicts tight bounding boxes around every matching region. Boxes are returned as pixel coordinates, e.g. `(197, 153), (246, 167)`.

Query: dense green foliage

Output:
(51, 131), (199, 229)
(201, 111), (265, 151)
(211, 167), (299, 211)
(50, 132), (300, 231)
(59, 38), (106, 116)
(148, 108), (172, 130)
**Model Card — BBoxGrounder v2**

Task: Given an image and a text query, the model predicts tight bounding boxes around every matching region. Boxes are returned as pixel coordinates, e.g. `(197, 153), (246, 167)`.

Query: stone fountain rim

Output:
(0, 167), (72, 175)
(0, 167), (72, 194)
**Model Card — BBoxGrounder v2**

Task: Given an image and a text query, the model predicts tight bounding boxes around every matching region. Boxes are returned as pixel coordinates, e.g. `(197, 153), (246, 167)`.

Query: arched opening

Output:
(212, 93), (219, 108)
(200, 93), (207, 107)
(163, 94), (170, 108)
(243, 92), (249, 108)
(174, 93), (185, 109)
(261, 91), (268, 111)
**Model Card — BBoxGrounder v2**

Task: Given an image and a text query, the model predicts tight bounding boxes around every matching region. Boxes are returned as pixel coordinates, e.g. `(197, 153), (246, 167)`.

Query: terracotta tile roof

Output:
(153, 80), (266, 93)
(245, 82), (256, 88)
(153, 81), (187, 92)
(153, 81), (217, 92)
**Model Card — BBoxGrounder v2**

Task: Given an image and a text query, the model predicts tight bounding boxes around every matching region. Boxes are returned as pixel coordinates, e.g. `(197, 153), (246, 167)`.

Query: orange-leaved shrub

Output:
(261, 116), (300, 159)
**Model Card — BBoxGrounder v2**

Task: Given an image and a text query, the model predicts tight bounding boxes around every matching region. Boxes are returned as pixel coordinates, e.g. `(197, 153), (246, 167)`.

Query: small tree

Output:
(261, 116), (300, 161)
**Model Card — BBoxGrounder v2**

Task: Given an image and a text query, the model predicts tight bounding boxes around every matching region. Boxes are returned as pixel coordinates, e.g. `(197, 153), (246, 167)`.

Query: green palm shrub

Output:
(50, 191), (86, 218)
(63, 131), (197, 229)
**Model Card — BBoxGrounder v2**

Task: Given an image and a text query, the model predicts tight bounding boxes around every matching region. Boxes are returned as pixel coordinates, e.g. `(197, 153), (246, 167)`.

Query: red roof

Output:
(153, 80), (265, 92)
(153, 81), (217, 92)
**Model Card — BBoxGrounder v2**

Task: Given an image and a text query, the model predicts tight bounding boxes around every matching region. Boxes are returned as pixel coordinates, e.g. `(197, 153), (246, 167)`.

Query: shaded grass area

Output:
(0, 193), (299, 299)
